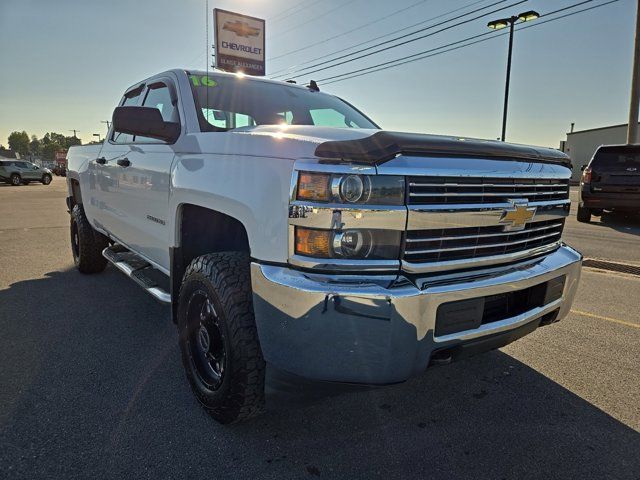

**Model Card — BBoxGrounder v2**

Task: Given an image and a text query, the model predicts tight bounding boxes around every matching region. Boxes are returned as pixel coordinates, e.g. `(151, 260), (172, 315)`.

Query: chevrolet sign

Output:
(223, 20), (261, 38)
(214, 9), (266, 76)
(499, 201), (537, 231)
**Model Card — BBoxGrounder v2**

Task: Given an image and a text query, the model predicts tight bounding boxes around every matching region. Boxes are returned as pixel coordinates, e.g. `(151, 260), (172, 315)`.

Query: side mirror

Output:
(112, 106), (180, 143)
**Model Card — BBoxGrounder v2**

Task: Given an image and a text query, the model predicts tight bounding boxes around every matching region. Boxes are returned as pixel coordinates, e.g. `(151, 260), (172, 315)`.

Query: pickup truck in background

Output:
(577, 144), (640, 222)
(66, 69), (582, 424)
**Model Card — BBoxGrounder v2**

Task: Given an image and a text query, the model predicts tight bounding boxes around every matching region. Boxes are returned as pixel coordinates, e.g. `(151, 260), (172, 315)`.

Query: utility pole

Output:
(101, 120), (111, 130)
(627, 0), (640, 144)
(69, 129), (80, 138)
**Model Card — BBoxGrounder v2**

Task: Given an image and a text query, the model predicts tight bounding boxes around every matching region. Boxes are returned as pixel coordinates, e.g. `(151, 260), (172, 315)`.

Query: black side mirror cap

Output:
(112, 106), (180, 143)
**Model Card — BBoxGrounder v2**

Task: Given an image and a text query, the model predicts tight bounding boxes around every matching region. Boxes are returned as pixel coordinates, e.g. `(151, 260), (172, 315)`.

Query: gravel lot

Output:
(1, 179), (638, 479)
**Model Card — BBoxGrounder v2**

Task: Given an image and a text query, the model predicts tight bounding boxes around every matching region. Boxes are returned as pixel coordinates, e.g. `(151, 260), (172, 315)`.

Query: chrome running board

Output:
(102, 245), (171, 304)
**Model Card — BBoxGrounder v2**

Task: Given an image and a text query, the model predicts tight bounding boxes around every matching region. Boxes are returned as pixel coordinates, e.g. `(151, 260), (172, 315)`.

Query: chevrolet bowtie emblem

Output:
(499, 201), (536, 231)
(223, 21), (261, 38)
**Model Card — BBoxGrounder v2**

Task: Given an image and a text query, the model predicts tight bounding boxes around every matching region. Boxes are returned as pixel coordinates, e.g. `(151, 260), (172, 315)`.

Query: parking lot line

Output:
(571, 309), (640, 329)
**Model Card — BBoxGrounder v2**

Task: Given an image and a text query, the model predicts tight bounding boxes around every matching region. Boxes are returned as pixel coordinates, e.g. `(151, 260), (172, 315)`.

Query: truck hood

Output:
(196, 125), (571, 168)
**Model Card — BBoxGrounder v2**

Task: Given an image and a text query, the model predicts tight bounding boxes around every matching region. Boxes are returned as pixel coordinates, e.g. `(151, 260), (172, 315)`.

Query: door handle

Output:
(117, 158), (131, 167)
(96, 157), (107, 165)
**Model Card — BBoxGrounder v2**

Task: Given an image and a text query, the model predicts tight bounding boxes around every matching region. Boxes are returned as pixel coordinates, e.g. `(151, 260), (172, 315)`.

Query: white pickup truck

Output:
(66, 69), (582, 423)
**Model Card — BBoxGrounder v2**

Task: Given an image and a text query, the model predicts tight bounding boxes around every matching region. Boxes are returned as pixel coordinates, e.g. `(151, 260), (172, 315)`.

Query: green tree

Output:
(29, 135), (41, 157)
(65, 135), (81, 148)
(8, 131), (29, 157)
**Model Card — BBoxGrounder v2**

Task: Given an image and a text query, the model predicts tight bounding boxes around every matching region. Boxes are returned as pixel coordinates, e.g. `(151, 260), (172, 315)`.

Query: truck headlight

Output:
(295, 227), (401, 260)
(296, 172), (404, 205)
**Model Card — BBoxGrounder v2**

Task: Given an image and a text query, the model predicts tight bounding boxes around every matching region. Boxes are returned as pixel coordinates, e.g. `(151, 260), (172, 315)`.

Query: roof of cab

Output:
(185, 69), (312, 90)
(123, 68), (315, 97)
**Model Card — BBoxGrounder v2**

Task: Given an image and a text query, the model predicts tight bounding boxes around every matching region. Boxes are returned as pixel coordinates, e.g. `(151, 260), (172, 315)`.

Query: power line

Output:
(269, 0), (494, 76)
(268, 0), (359, 40)
(268, 0), (433, 63)
(269, 0), (319, 23)
(278, 0), (525, 80)
(320, 0), (622, 86)
(321, 0), (614, 84)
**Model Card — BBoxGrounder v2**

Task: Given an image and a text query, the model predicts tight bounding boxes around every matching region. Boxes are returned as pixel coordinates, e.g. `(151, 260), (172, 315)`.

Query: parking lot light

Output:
(487, 18), (511, 30)
(518, 10), (540, 22)
(487, 10), (540, 141)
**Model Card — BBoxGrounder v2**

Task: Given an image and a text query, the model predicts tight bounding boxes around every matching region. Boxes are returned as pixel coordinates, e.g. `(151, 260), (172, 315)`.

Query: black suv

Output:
(577, 144), (640, 222)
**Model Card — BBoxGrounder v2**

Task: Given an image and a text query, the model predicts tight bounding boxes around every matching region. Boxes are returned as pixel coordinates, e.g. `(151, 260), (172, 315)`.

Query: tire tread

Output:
(179, 252), (265, 424)
(71, 204), (108, 273)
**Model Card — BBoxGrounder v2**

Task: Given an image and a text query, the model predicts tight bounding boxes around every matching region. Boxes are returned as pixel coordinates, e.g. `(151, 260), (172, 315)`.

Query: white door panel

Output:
(114, 144), (174, 269)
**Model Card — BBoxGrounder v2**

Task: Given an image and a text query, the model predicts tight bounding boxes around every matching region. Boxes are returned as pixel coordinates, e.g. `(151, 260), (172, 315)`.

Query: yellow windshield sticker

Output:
(190, 75), (218, 87)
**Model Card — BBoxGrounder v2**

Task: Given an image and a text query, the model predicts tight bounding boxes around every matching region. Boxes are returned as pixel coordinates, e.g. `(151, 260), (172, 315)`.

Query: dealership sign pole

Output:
(213, 9), (266, 76)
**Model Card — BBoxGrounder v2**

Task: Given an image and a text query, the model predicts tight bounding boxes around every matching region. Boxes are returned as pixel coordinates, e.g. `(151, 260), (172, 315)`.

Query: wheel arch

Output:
(66, 176), (83, 211)
(170, 203), (251, 323)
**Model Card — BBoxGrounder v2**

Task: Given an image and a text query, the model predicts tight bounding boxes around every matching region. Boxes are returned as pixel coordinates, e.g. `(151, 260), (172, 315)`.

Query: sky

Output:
(0, 0), (635, 149)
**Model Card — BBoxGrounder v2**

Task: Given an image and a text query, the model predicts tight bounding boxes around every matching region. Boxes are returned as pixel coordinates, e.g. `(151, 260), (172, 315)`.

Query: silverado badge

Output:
(499, 201), (536, 231)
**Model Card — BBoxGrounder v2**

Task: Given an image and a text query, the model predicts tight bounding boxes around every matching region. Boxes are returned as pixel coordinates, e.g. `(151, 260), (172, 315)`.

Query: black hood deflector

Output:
(314, 131), (572, 168)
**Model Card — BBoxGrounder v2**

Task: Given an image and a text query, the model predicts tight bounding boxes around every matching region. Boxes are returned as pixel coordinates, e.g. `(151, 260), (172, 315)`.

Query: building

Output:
(0, 148), (19, 160)
(560, 123), (639, 181)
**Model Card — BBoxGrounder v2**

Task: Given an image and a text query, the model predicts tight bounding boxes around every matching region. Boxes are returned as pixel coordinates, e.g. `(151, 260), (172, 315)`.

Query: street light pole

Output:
(501, 19), (516, 142)
(488, 10), (540, 142)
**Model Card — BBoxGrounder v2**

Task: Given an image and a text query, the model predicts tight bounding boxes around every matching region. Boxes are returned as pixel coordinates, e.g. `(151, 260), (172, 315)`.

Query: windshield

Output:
(188, 73), (378, 131)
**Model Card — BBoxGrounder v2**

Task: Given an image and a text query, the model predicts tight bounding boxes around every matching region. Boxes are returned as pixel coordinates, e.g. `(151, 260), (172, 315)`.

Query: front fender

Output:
(169, 153), (295, 263)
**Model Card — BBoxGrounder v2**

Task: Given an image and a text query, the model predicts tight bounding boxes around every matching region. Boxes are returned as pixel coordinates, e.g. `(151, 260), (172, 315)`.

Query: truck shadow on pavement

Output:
(1, 267), (638, 480)
(590, 210), (640, 236)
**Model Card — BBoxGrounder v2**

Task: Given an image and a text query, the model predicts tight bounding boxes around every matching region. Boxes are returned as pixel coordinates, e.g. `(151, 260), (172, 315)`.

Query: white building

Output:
(560, 123), (639, 181)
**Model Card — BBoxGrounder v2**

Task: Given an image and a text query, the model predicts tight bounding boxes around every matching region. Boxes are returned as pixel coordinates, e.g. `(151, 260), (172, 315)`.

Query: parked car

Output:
(0, 160), (52, 186)
(65, 69), (582, 424)
(577, 144), (640, 222)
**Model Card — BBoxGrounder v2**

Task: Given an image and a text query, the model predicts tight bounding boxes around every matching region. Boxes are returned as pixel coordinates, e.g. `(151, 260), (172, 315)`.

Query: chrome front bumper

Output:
(251, 245), (582, 384)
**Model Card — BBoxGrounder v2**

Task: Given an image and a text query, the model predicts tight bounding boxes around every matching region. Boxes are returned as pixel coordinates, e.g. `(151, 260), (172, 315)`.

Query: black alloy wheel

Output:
(185, 290), (227, 390)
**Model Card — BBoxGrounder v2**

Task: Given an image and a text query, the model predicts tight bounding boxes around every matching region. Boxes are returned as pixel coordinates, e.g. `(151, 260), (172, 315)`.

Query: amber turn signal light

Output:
(297, 172), (331, 202)
(295, 227), (331, 257)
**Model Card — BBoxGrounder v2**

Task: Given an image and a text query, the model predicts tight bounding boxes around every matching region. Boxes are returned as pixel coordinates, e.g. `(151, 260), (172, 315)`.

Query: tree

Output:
(8, 131), (29, 157)
(65, 135), (81, 148)
(29, 135), (41, 157)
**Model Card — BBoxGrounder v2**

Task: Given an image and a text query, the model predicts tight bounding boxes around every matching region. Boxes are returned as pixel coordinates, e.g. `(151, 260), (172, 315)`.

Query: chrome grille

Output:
(408, 177), (570, 205)
(404, 219), (564, 263)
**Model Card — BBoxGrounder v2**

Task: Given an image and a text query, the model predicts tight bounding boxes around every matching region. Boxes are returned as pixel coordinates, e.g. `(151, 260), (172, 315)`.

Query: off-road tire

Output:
(178, 252), (265, 424)
(10, 174), (21, 186)
(70, 204), (108, 273)
(576, 204), (591, 223)
(42, 174), (52, 185)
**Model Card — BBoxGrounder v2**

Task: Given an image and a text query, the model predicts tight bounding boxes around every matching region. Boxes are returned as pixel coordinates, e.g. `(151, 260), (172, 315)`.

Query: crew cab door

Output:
(93, 85), (145, 235)
(109, 80), (179, 270)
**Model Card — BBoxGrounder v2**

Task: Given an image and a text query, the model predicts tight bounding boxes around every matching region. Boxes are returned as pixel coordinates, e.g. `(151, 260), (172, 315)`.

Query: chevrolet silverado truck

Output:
(66, 69), (582, 424)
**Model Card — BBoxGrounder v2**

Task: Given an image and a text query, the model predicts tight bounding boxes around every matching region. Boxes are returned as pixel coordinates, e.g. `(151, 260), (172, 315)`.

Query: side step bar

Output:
(102, 245), (171, 304)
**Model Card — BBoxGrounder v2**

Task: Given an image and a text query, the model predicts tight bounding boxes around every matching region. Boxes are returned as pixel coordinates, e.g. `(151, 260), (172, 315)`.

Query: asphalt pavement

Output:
(1, 180), (638, 480)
